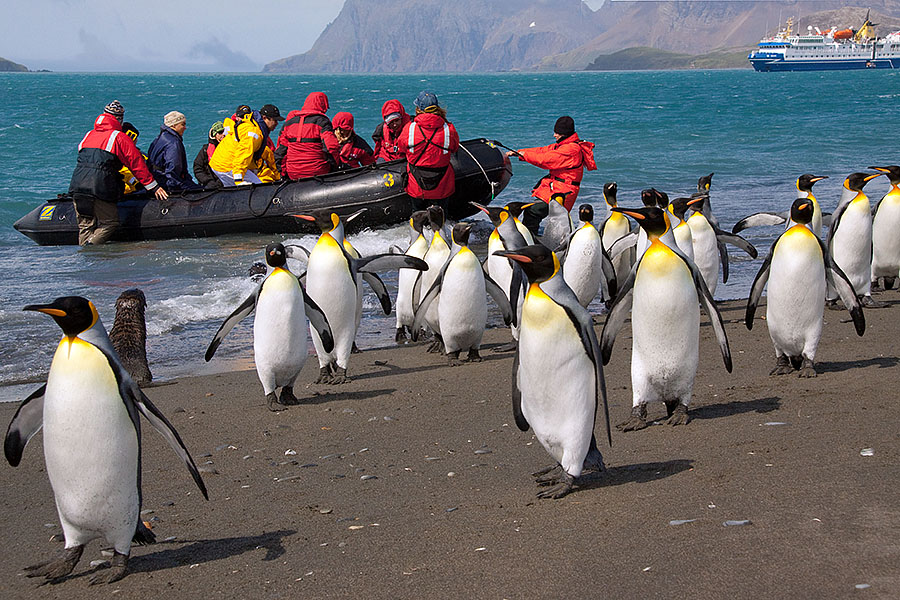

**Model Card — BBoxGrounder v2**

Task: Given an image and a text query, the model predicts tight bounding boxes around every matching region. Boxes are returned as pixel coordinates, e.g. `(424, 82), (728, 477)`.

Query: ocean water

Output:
(1, 70), (898, 396)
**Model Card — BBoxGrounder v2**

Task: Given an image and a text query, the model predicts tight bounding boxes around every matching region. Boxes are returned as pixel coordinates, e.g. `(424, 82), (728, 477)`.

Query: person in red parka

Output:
(371, 99), (410, 162)
(332, 112), (375, 169)
(68, 100), (168, 245)
(274, 92), (340, 179)
(506, 115), (596, 236)
(398, 91), (460, 212)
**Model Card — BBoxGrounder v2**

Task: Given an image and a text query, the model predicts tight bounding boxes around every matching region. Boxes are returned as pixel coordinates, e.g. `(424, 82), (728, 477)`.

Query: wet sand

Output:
(1, 292), (898, 599)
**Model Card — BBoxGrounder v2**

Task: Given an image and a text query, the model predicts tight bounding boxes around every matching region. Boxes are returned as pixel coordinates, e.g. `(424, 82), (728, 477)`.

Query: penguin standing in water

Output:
(395, 210), (431, 342)
(558, 204), (617, 307)
(869, 166), (900, 290)
(293, 211), (428, 382)
(494, 244), (610, 499)
(601, 206), (732, 431)
(732, 175), (829, 237)
(5, 296), (207, 584)
(600, 182), (633, 284)
(539, 193), (574, 254)
(686, 193), (757, 295)
(416, 206), (452, 353)
(746, 199), (865, 377)
(413, 222), (513, 364)
(827, 172), (885, 308)
(205, 243), (334, 411)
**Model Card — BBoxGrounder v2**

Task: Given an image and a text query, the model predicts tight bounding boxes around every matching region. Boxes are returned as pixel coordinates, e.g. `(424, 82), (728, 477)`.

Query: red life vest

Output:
(399, 113), (460, 200)
(274, 92), (340, 179)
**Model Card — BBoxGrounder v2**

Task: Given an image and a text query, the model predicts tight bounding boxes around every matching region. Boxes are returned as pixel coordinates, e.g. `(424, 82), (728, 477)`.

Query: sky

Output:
(3, 0), (608, 72)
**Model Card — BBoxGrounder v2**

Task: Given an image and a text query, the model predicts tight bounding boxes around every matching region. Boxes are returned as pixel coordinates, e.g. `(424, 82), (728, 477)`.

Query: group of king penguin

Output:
(5, 165), (899, 583)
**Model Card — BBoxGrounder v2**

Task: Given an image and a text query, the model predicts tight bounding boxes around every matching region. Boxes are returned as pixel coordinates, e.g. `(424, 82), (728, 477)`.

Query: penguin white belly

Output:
(518, 290), (594, 477)
(563, 227), (603, 307)
(439, 250), (487, 353)
(673, 223), (695, 262)
(631, 247), (699, 407)
(602, 215), (632, 284)
(831, 199), (872, 296)
(811, 198), (823, 237)
(514, 220), (535, 245)
(43, 338), (139, 553)
(872, 197), (900, 278)
(422, 244), (450, 335)
(767, 231), (825, 360)
(396, 239), (428, 328)
(254, 270), (308, 394)
(306, 239), (357, 368)
(486, 235), (520, 340)
(688, 215), (719, 295)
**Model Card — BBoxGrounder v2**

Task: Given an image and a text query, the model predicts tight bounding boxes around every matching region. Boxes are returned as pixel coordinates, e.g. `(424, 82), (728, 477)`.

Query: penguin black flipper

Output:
(714, 228), (758, 258)
(674, 247), (732, 372)
(301, 282), (335, 352)
(362, 272), (392, 315)
(354, 254), (428, 275)
(484, 273), (515, 327)
(205, 288), (259, 361)
(745, 240), (776, 330)
(508, 262), (525, 318)
(600, 264), (638, 364)
(608, 231), (638, 261)
(718, 240), (730, 284)
(731, 211), (788, 234)
(410, 265), (449, 341)
(511, 348), (529, 431)
(600, 245), (618, 300)
(818, 238), (866, 336)
(4, 384), (45, 467)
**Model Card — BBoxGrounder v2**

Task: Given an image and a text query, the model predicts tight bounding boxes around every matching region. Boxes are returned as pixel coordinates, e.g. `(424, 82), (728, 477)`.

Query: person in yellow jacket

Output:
(209, 104), (282, 186)
(255, 143), (281, 183)
(119, 122), (149, 194)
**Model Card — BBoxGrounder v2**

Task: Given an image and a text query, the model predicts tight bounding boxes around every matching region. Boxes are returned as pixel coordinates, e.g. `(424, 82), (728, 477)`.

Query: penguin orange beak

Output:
(521, 202), (537, 209)
(810, 176), (829, 182)
(612, 208), (645, 220)
(864, 173), (884, 182)
(799, 202), (811, 211)
(290, 214), (316, 222)
(470, 202), (490, 215)
(494, 251), (531, 263)
(869, 167), (890, 173)
(23, 306), (67, 317)
(686, 196), (705, 207)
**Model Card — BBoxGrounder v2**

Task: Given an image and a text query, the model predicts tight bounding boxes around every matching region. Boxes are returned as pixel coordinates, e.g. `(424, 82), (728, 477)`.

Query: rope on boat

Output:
(459, 142), (496, 202)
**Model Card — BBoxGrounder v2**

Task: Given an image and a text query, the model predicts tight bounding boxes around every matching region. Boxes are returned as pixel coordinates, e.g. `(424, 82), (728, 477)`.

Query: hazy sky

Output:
(3, 0), (608, 72)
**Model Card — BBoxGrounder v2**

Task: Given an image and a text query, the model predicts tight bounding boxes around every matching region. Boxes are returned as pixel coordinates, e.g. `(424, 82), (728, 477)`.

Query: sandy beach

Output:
(1, 292), (898, 599)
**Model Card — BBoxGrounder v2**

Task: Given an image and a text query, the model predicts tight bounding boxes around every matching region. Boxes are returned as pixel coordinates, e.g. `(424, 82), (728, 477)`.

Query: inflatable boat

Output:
(14, 138), (512, 246)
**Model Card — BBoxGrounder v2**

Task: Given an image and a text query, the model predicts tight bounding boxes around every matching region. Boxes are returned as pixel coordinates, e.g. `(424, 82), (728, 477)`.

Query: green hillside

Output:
(586, 47), (752, 71)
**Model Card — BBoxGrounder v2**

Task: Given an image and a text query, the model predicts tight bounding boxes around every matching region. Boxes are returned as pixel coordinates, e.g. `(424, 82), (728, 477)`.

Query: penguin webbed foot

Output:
(88, 552), (127, 585)
(447, 351), (463, 367)
(664, 402), (690, 427)
(266, 392), (288, 412)
(860, 295), (887, 309)
(25, 545), (84, 581)
(536, 472), (575, 499)
(798, 358), (817, 378)
(770, 355), (794, 376)
(531, 464), (561, 478)
(395, 326), (409, 343)
(315, 366), (333, 384)
(616, 405), (649, 432)
(825, 299), (843, 311)
(329, 367), (349, 384)
(464, 349), (483, 363)
(279, 387), (301, 405)
(534, 465), (564, 484)
(427, 336), (444, 354)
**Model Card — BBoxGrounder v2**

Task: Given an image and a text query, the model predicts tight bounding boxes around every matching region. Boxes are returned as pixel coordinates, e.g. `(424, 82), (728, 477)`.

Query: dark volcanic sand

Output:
(1, 294), (898, 599)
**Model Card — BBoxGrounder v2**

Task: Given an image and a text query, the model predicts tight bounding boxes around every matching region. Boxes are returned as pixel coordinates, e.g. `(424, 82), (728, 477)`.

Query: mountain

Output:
(265, 1), (900, 73)
(0, 57), (28, 72)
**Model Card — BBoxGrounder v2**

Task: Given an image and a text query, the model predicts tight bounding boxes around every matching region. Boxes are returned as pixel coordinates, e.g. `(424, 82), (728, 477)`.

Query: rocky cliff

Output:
(0, 57), (28, 72)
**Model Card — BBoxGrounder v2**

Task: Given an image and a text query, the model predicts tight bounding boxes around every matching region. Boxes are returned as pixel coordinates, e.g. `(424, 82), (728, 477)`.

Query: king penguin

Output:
(746, 199), (864, 377)
(869, 165), (900, 290)
(668, 196), (696, 262)
(826, 172), (885, 308)
(600, 182), (633, 285)
(413, 222), (513, 364)
(205, 243), (334, 411)
(503, 201), (536, 246)
(395, 210), (432, 342)
(540, 192), (574, 254)
(293, 211), (427, 382)
(5, 296), (207, 584)
(601, 206), (732, 431)
(494, 244), (610, 499)
(416, 206), (452, 353)
(558, 204), (618, 308)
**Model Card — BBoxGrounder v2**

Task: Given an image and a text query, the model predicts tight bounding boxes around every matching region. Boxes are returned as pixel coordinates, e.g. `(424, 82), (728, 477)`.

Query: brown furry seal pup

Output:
(109, 289), (152, 385)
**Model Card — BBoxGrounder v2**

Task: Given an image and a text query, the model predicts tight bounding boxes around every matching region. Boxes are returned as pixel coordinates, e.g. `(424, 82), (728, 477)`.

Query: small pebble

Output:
(285, 449), (297, 456)
(447, 472), (456, 477)
(668, 519), (697, 526)
(90, 560), (110, 568)
(860, 448), (874, 457)
(319, 508), (333, 514)
(163, 536), (177, 542)
(855, 584), (871, 589)
(643, 566), (652, 572)
(723, 520), (752, 527)
(43, 523), (56, 528)
(446, 507), (458, 513)
(361, 475), (377, 481)
(474, 449), (492, 455)
(474, 547), (486, 552)
(338, 542), (346, 548)
(425, 457), (442, 461)
(359, 448), (369, 453)
(243, 455), (253, 460)
(101, 549), (114, 557)
(383, 416), (396, 421)
(342, 409), (355, 414)
(140, 509), (154, 516)
(348, 525), (365, 530)
(764, 422), (787, 426)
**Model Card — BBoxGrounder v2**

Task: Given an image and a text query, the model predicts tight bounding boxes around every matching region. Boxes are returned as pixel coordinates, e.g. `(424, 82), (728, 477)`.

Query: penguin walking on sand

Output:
(746, 199), (865, 377)
(600, 182), (633, 284)
(601, 206), (732, 431)
(395, 210), (431, 342)
(413, 222), (513, 364)
(558, 204), (618, 307)
(732, 175), (829, 237)
(495, 244), (611, 499)
(109, 289), (152, 385)
(416, 206), (452, 353)
(205, 243), (334, 411)
(827, 172), (885, 308)
(869, 166), (900, 290)
(5, 296), (207, 584)
(294, 210), (427, 383)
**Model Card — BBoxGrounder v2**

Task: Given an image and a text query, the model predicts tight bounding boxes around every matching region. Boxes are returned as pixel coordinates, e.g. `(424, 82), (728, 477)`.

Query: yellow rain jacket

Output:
(209, 114), (264, 182)
(256, 144), (281, 183)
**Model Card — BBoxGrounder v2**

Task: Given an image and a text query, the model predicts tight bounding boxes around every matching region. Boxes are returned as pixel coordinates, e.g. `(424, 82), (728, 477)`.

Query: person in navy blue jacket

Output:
(148, 111), (201, 192)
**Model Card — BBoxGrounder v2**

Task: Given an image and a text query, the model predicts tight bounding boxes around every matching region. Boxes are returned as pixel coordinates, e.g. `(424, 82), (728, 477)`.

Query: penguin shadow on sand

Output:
(689, 396), (781, 421)
(814, 355), (899, 374)
(573, 459), (695, 492)
(299, 387), (397, 405)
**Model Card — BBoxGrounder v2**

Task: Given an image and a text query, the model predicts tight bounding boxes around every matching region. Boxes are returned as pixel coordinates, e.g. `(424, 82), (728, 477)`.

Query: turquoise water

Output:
(1, 70), (898, 392)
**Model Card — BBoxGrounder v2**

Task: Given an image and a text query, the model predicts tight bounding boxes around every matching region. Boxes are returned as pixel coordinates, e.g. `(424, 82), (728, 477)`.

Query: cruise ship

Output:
(749, 15), (900, 71)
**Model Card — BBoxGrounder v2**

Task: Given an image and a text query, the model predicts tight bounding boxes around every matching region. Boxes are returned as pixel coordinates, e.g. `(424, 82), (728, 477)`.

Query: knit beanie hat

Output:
(104, 100), (125, 119)
(164, 111), (186, 128)
(554, 116), (575, 137)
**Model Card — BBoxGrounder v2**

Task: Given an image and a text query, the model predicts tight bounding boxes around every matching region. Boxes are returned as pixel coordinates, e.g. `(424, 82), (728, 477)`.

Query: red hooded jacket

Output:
(516, 133), (596, 211)
(332, 112), (375, 169)
(275, 92), (340, 179)
(371, 99), (411, 162)
(398, 112), (460, 201)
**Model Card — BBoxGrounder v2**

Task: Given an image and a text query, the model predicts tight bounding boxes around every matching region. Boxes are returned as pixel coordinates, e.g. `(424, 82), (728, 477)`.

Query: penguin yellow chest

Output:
(521, 284), (577, 341)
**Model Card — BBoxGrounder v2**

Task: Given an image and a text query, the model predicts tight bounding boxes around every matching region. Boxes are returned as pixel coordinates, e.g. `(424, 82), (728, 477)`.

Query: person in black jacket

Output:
(194, 120), (225, 189)
(148, 111), (201, 192)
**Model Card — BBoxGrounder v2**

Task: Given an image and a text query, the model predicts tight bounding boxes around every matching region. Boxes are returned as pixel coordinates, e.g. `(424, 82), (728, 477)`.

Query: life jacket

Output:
(274, 92), (340, 179)
(518, 133), (596, 211)
(209, 113), (265, 182)
(400, 113), (460, 200)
